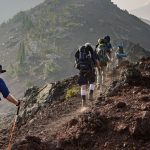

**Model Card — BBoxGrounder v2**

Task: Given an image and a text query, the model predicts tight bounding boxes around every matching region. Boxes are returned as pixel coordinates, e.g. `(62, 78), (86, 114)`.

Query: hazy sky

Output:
(111, 0), (150, 10)
(0, 0), (44, 24)
(0, 0), (150, 24)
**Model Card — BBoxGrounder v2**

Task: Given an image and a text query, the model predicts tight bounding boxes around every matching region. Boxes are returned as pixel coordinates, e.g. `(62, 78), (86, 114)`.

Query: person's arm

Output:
(106, 49), (112, 62)
(6, 94), (19, 106)
(90, 48), (99, 67)
(0, 78), (19, 106)
(107, 44), (112, 61)
(75, 50), (80, 68)
(75, 50), (79, 63)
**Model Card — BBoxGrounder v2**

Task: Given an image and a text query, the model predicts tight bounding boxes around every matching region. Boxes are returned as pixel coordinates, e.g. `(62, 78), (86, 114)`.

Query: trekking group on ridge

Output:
(0, 36), (127, 108)
(75, 36), (127, 106)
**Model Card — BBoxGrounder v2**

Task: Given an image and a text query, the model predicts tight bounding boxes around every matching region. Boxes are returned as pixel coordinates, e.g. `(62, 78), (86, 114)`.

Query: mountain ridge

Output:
(0, 0), (150, 92)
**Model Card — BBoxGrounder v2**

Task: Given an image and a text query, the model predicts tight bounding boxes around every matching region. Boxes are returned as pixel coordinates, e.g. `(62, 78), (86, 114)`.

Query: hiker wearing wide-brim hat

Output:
(0, 65), (20, 106)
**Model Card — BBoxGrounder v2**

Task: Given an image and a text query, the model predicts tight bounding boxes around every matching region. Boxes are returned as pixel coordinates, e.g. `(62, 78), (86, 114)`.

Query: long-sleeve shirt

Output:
(0, 78), (10, 98)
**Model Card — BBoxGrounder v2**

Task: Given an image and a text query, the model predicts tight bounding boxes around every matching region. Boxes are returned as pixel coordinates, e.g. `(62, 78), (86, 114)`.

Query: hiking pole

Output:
(7, 104), (20, 150)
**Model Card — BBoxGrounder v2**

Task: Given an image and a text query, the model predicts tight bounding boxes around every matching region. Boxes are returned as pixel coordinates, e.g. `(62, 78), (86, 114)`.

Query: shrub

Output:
(65, 86), (80, 100)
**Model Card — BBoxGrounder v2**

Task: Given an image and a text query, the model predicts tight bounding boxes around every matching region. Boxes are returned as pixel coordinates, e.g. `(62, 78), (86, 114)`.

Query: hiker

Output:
(95, 39), (111, 90)
(75, 43), (99, 106)
(0, 65), (20, 106)
(116, 46), (127, 67)
(104, 35), (112, 52)
(104, 35), (112, 71)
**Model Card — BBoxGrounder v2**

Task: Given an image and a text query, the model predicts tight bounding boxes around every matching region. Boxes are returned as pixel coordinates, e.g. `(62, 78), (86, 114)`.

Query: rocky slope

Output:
(0, 57), (150, 150)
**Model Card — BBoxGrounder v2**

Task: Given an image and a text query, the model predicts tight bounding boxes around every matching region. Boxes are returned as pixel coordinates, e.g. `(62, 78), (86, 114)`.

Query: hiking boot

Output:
(88, 90), (94, 101)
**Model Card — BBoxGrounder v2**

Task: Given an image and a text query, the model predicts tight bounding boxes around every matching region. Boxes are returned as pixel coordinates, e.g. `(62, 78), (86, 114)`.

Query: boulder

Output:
(122, 67), (142, 84)
(140, 96), (150, 102)
(129, 111), (150, 138)
(116, 102), (127, 109)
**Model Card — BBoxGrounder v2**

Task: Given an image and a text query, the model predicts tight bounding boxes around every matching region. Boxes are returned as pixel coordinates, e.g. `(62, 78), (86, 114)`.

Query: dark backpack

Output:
(76, 46), (93, 71)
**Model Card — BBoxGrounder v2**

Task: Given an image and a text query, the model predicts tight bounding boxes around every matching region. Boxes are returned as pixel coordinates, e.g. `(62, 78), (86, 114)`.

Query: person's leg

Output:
(101, 66), (107, 86)
(89, 69), (96, 100)
(78, 71), (88, 107)
(99, 67), (103, 86)
(81, 85), (87, 106)
(89, 84), (95, 100)
(96, 67), (101, 90)
(107, 62), (110, 72)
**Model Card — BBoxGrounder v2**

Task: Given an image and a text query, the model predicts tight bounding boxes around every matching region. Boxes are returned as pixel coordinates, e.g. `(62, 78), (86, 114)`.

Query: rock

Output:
(122, 67), (142, 84)
(67, 118), (78, 128)
(141, 96), (150, 102)
(97, 96), (105, 101)
(116, 102), (126, 109)
(25, 136), (41, 144)
(114, 123), (128, 133)
(24, 86), (39, 97)
(37, 84), (53, 104)
(95, 96), (106, 106)
(141, 104), (150, 111)
(129, 111), (150, 138)
(0, 129), (7, 134)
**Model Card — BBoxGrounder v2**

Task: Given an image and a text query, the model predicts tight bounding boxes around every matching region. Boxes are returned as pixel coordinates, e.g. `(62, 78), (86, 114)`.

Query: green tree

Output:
(16, 41), (27, 76)
(13, 11), (33, 32)
(17, 42), (26, 66)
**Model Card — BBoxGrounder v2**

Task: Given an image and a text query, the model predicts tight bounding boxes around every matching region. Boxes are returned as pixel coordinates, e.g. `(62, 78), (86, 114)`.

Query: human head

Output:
(85, 43), (93, 51)
(104, 35), (110, 43)
(85, 43), (91, 47)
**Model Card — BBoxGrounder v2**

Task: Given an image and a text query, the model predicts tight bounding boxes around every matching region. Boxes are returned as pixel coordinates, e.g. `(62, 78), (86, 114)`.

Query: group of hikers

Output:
(75, 36), (127, 106)
(0, 35), (127, 109)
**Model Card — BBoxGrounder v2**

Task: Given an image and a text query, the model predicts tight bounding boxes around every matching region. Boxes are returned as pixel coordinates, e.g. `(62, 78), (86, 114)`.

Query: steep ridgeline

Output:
(141, 18), (150, 26)
(0, 0), (150, 84)
(0, 58), (150, 150)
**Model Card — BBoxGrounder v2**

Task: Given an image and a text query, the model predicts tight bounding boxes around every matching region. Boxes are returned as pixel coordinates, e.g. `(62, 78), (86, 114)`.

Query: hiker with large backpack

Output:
(116, 46), (127, 67)
(95, 39), (111, 90)
(104, 35), (112, 51)
(0, 65), (20, 107)
(104, 35), (112, 71)
(75, 43), (99, 107)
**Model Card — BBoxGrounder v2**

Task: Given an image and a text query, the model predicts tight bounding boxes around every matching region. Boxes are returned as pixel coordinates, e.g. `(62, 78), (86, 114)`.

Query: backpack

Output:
(76, 46), (93, 71)
(96, 44), (109, 66)
(118, 46), (124, 53)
